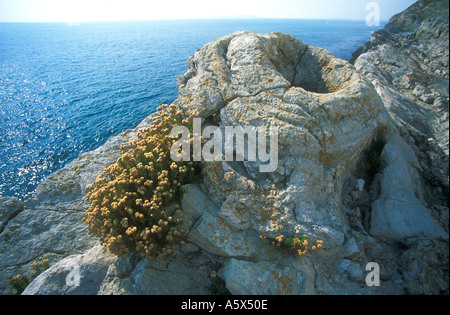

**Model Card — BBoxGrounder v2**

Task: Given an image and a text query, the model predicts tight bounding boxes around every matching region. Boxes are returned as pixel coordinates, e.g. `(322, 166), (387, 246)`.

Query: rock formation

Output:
(0, 0), (448, 295)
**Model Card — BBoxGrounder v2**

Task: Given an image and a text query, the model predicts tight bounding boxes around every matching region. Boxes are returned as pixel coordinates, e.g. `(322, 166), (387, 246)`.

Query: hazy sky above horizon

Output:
(0, 0), (417, 22)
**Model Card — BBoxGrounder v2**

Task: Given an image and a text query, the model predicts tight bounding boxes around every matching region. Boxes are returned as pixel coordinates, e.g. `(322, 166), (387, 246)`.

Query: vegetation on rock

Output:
(259, 227), (324, 258)
(8, 256), (50, 295)
(83, 104), (202, 260)
(365, 139), (385, 184)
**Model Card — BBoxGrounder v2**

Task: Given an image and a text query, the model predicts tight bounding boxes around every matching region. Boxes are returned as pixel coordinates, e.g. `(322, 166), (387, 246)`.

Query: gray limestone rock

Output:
(370, 133), (448, 244)
(22, 245), (117, 295)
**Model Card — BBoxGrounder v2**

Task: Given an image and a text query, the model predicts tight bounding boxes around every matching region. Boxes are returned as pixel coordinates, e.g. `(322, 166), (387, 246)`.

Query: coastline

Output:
(1, 0), (448, 295)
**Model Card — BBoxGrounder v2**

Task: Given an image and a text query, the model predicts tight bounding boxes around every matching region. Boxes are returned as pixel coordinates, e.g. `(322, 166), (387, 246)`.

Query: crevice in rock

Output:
(291, 49), (332, 94)
(291, 47), (309, 86)
(225, 160), (251, 179)
(0, 205), (24, 236)
(343, 131), (387, 234)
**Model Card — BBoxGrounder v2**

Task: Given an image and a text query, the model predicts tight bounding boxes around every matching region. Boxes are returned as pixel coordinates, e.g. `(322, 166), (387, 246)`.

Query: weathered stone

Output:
(188, 209), (262, 259)
(22, 245), (117, 295)
(370, 133), (448, 243)
(352, 0), (449, 157)
(177, 32), (387, 255)
(98, 242), (219, 295)
(180, 184), (216, 225)
(218, 257), (315, 295)
(350, 0), (449, 295)
(399, 238), (449, 295)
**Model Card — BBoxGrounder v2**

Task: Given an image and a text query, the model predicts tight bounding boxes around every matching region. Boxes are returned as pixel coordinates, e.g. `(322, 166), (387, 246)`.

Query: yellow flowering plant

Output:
(260, 228), (324, 258)
(8, 274), (29, 295)
(83, 104), (202, 260)
(8, 256), (51, 295)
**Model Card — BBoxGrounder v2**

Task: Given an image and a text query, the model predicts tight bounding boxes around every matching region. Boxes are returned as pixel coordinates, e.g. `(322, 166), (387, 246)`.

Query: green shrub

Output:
(8, 256), (51, 295)
(365, 140), (385, 182)
(83, 104), (202, 260)
(259, 228), (323, 258)
(275, 234), (323, 257)
(8, 274), (30, 295)
(209, 271), (230, 295)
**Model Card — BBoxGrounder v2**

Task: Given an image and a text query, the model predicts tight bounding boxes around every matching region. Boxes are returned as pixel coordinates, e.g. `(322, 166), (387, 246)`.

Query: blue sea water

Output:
(0, 19), (386, 200)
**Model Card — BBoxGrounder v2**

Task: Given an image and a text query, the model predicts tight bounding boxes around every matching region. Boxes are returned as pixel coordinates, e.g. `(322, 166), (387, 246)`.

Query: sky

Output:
(0, 0), (418, 23)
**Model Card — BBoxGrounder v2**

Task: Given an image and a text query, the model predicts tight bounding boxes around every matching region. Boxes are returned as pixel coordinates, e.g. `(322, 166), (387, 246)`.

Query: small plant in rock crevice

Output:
(365, 139), (385, 184)
(8, 256), (51, 295)
(209, 270), (231, 295)
(259, 227), (324, 258)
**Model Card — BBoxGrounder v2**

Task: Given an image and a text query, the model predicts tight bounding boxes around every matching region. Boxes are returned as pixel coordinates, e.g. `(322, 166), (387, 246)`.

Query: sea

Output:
(0, 19), (386, 201)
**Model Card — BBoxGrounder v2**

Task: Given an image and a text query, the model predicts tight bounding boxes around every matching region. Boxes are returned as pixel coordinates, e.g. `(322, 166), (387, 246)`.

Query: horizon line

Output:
(0, 17), (390, 24)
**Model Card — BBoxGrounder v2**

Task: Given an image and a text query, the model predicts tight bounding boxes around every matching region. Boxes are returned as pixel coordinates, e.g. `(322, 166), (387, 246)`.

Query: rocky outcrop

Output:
(0, 1), (448, 295)
(21, 242), (220, 295)
(350, 0), (449, 293)
(174, 28), (448, 295)
(22, 245), (117, 295)
(351, 0), (449, 197)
